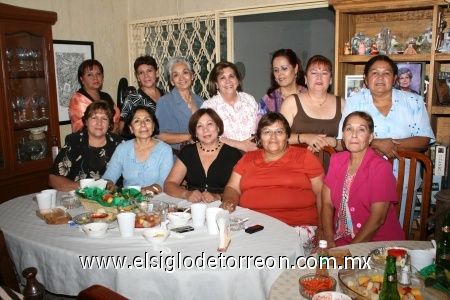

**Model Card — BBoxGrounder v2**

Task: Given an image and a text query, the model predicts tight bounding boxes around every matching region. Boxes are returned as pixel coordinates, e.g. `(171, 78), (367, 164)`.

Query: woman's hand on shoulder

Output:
(305, 134), (328, 153)
(240, 136), (258, 152)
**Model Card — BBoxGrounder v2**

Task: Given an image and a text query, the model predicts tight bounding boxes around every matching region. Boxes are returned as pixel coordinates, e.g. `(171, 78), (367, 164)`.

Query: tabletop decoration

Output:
(76, 187), (146, 213)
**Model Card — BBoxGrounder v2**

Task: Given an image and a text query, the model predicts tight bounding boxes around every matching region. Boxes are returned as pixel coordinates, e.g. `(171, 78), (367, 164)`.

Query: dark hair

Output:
(123, 105), (159, 137)
(363, 55), (398, 77)
(342, 111), (374, 134)
(256, 112), (291, 142)
(81, 100), (114, 131)
(266, 49), (306, 97)
(188, 108), (224, 141)
(305, 55), (333, 75)
(207, 61), (243, 96)
(77, 59), (104, 86)
(134, 55), (158, 72)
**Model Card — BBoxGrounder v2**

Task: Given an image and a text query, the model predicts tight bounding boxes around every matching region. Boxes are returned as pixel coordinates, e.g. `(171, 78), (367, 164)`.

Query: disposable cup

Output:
(36, 193), (52, 210)
(206, 207), (224, 235)
(191, 203), (207, 227)
(410, 249), (435, 271)
(41, 189), (57, 208)
(117, 212), (136, 238)
(80, 178), (95, 188)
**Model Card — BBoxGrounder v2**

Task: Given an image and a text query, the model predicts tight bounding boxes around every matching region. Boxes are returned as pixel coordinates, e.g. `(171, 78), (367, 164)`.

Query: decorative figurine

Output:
(404, 43), (417, 55)
(370, 42), (379, 55)
(343, 41), (351, 55)
(358, 41), (366, 55)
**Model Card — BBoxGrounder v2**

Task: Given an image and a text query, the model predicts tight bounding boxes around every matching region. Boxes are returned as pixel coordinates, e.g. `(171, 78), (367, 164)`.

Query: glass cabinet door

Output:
(5, 31), (51, 165)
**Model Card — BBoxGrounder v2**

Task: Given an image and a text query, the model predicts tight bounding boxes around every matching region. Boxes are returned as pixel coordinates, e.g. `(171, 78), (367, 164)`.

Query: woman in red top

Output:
(221, 112), (324, 254)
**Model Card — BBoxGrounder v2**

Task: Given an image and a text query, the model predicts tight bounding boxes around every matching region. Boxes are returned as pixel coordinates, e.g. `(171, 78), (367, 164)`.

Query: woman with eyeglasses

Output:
(220, 112), (324, 255)
(280, 55), (344, 153)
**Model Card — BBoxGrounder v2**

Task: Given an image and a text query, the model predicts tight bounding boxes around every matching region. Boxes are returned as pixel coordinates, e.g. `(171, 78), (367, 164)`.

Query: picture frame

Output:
(394, 62), (425, 97)
(53, 40), (94, 125)
(344, 75), (365, 99)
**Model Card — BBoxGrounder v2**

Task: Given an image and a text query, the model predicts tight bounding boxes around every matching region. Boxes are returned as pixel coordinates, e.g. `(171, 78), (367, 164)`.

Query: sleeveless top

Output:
(291, 94), (342, 137)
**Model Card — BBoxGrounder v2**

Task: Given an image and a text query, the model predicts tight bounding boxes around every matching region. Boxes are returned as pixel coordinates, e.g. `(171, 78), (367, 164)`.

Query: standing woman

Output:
(103, 105), (173, 194)
(258, 49), (307, 118)
(69, 59), (120, 134)
(119, 55), (165, 134)
(164, 109), (242, 202)
(201, 61), (258, 152)
(280, 55), (344, 153)
(156, 57), (203, 151)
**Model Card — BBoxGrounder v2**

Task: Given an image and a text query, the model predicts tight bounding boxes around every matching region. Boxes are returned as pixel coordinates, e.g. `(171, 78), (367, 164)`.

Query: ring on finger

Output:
(313, 143), (317, 147)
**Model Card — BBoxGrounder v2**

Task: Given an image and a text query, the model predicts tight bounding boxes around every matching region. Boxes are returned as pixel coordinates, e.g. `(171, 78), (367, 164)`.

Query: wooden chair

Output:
(78, 285), (128, 300)
(172, 141), (187, 156)
(0, 229), (20, 293)
(388, 151), (433, 240)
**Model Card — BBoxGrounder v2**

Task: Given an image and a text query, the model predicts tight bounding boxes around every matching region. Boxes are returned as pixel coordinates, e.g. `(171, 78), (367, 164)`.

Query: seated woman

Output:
(164, 108), (242, 203)
(220, 112), (324, 254)
(322, 111), (404, 247)
(49, 100), (124, 191)
(103, 105), (173, 194)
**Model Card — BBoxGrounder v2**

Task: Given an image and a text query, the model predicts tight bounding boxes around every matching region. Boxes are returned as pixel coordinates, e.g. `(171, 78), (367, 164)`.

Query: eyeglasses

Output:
(261, 129), (286, 137)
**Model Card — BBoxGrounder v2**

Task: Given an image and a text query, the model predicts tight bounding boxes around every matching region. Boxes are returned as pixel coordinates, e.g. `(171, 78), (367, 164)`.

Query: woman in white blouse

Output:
(201, 61), (258, 152)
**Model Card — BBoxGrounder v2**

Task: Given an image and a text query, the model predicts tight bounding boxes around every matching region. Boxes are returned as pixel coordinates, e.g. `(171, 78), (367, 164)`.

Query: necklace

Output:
(198, 141), (222, 152)
(307, 92), (328, 108)
(181, 94), (193, 109)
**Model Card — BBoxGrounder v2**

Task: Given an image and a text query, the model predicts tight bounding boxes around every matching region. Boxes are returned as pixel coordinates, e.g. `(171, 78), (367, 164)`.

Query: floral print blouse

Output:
(50, 131), (124, 182)
(201, 91), (258, 141)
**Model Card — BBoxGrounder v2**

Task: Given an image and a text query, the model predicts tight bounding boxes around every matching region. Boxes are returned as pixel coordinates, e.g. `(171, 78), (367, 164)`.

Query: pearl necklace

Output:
(181, 94), (193, 109)
(307, 92), (328, 108)
(198, 141), (222, 152)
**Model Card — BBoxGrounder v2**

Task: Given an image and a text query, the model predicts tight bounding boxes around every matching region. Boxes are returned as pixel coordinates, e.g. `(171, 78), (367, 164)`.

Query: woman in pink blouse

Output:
(201, 61), (258, 152)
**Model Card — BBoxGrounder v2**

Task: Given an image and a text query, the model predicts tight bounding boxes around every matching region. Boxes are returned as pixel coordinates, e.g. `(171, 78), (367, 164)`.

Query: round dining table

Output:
(269, 240), (448, 300)
(0, 192), (302, 299)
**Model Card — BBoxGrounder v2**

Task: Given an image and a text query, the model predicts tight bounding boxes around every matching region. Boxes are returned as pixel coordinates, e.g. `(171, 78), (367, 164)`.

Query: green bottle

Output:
(379, 255), (400, 300)
(437, 213), (450, 270)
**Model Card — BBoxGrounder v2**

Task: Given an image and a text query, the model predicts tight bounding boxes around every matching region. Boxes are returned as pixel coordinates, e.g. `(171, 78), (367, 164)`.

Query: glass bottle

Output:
(437, 213), (450, 270)
(316, 240), (329, 276)
(379, 255), (400, 300)
(51, 135), (59, 161)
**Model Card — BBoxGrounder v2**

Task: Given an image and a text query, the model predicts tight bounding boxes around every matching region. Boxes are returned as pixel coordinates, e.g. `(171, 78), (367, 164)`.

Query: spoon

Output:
(431, 239), (437, 249)
(179, 207), (191, 219)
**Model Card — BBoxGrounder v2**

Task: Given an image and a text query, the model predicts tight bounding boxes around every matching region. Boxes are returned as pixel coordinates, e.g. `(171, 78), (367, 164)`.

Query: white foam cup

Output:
(41, 189), (57, 208)
(190, 203), (207, 227)
(206, 207), (224, 235)
(80, 178), (95, 188)
(117, 212), (136, 238)
(36, 192), (52, 210)
(410, 249), (435, 271)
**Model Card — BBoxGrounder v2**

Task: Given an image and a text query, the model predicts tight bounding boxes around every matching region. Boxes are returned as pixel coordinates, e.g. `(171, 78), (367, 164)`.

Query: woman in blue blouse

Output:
(103, 105), (173, 194)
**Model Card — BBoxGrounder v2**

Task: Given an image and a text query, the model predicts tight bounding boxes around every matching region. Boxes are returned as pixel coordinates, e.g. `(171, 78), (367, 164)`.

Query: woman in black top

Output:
(164, 108), (242, 203)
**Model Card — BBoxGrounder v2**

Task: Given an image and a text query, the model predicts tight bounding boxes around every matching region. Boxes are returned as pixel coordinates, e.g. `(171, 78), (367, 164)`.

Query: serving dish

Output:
(82, 222), (108, 237)
(338, 265), (446, 299)
(299, 274), (336, 299)
(312, 291), (351, 300)
(73, 212), (117, 225)
(369, 246), (410, 268)
(167, 212), (191, 226)
(142, 228), (170, 244)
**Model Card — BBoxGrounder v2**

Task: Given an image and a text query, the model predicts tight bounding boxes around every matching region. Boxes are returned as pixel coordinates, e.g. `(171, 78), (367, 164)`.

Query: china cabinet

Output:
(0, 3), (60, 203)
(329, 0), (450, 143)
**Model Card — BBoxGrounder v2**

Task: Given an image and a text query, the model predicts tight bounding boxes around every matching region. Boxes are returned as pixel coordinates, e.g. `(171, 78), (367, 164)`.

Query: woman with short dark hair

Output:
(49, 100), (124, 191)
(69, 59), (120, 133)
(164, 108), (242, 202)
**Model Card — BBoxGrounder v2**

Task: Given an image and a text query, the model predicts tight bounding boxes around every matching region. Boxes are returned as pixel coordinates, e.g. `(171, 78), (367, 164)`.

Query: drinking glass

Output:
(6, 48), (13, 71)
(38, 96), (47, 119)
(30, 96), (39, 120)
(15, 47), (26, 71)
(17, 96), (28, 122)
(33, 49), (41, 71)
(11, 99), (19, 123)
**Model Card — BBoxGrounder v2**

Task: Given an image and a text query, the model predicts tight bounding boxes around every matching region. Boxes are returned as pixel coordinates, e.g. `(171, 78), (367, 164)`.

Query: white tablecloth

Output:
(268, 240), (443, 300)
(0, 193), (302, 299)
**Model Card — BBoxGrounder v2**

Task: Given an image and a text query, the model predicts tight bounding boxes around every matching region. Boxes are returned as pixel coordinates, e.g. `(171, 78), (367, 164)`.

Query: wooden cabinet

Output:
(0, 3), (59, 202)
(329, 0), (450, 143)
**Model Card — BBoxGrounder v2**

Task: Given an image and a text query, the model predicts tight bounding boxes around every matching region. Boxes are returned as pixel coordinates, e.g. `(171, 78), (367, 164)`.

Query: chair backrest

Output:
(0, 229), (20, 293)
(388, 151), (432, 240)
(117, 77), (136, 111)
(172, 141), (187, 156)
(291, 144), (336, 168)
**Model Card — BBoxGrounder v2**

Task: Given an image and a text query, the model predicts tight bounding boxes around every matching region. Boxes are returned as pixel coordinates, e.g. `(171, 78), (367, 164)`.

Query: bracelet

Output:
(297, 134), (301, 144)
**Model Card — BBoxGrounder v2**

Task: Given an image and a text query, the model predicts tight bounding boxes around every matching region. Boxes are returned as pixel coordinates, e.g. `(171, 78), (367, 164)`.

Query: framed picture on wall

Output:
(53, 40), (94, 125)
(394, 62), (425, 97)
(344, 75), (365, 99)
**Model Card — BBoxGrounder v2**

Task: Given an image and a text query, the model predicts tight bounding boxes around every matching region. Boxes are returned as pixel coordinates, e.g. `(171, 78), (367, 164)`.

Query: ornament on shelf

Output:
(343, 41), (351, 55)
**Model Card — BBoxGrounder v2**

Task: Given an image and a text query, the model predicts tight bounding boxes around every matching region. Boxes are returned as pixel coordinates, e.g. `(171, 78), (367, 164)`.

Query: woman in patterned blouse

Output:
(201, 61), (258, 152)
(49, 101), (124, 191)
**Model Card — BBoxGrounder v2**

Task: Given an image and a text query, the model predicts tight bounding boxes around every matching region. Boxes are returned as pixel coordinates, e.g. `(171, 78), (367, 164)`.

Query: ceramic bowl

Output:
(82, 222), (108, 237)
(167, 212), (191, 226)
(312, 291), (351, 300)
(142, 228), (170, 244)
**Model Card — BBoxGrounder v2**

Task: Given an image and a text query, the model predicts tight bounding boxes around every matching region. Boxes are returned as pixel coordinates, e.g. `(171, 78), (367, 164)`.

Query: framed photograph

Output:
(53, 40), (94, 125)
(345, 75), (365, 99)
(394, 62), (425, 97)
